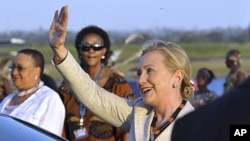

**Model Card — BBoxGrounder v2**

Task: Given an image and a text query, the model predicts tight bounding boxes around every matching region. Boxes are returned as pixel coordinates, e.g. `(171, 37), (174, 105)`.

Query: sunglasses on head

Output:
(79, 43), (105, 52)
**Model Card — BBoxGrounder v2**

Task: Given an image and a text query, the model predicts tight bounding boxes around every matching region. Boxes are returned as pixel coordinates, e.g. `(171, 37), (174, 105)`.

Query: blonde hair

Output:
(141, 39), (194, 100)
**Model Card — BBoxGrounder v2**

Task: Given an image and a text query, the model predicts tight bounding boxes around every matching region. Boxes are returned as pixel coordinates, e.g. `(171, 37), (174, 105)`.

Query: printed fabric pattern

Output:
(59, 72), (134, 141)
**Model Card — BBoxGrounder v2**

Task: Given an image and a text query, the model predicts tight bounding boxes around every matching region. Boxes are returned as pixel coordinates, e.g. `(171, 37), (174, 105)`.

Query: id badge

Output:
(74, 127), (88, 139)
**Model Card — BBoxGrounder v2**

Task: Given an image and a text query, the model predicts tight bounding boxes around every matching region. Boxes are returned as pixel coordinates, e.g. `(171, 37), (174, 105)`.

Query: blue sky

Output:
(0, 0), (249, 32)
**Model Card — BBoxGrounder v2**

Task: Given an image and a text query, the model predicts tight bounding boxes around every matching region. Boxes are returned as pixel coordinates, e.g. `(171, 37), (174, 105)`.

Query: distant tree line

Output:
(0, 27), (249, 46)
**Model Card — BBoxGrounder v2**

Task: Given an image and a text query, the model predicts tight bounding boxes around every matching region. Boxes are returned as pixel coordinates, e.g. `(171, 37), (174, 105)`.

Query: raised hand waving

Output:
(49, 5), (69, 64)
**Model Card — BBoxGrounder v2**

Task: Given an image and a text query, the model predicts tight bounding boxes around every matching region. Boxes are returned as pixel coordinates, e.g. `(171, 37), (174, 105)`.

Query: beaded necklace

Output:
(17, 81), (44, 97)
(150, 99), (186, 141)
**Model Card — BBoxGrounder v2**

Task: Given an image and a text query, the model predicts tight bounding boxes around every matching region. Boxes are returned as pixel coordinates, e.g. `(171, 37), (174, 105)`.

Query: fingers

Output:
(58, 6), (68, 30)
(49, 10), (58, 30)
(50, 5), (68, 31)
(48, 5), (68, 48)
(49, 5), (68, 39)
(48, 6), (69, 64)
(54, 10), (59, 23)
(49, 10), (58, 39)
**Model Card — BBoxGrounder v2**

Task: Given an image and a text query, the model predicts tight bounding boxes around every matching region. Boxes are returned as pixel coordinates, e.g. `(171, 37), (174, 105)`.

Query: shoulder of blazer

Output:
(134, 97), (152, 115)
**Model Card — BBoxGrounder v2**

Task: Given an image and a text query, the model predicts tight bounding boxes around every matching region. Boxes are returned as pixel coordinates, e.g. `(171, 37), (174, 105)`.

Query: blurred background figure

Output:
(58, 25), (134, 141)
(190, 68), (218, 109)
(0, 59), (12, 102)
(0, 75), (12, 102)
(0, 49), (65, 136)
(223, 49), (249, 94)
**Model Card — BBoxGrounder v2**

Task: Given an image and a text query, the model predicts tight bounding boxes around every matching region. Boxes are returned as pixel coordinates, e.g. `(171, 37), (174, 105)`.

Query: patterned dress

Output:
(190, 91), (218, 109)
(59, 73), (134, 141)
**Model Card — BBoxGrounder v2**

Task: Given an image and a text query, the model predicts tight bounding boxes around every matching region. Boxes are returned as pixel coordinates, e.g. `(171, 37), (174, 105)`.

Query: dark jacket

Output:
(171, 78), (250, 141)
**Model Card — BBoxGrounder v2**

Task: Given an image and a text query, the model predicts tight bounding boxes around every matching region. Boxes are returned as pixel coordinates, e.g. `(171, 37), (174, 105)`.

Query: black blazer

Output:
(171, 77), (250, 141)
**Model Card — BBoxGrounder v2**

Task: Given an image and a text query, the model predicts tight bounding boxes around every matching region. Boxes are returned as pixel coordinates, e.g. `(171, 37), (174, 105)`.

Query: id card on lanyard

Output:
(74, 103), (88, 139)
(74, 66), (104, 139)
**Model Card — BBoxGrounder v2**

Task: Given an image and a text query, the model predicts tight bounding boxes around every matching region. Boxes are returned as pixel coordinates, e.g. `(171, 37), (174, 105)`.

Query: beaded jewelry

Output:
(150, 99), (186, 141)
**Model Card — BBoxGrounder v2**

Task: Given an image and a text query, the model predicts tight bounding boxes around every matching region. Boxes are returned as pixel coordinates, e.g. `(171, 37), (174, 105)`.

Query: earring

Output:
(173, 82), (177, 88)
(34, 75), (38, 80)
(101, 55), (105, 59)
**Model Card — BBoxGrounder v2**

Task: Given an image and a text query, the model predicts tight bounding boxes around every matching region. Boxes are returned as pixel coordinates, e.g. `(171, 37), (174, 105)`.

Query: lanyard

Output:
(79, 66), (104, 125)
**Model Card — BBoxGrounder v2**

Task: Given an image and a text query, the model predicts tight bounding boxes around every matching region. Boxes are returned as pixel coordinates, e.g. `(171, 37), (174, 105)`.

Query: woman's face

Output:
(196, 73), (208, 87)
(137, 51), (175, 106)
(79, 33), (107, 67)
(10, 53), (40, 91)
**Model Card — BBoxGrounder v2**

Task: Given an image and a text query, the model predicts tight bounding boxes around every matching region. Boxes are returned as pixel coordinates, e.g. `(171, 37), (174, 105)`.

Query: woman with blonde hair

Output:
(48, 6), (194, 141)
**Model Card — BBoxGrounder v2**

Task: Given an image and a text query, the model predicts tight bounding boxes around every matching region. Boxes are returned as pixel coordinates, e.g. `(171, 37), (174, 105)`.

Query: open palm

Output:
(49, 6), (68, 49)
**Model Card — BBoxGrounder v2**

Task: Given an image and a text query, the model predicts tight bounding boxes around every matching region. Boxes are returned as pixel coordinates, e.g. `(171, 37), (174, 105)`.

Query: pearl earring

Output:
(101, 55), (105, 59)
(173, 82), (177, 88)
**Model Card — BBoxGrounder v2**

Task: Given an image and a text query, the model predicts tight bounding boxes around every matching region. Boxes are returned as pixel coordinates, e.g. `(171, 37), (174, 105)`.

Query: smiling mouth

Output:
(141, 87), (152, 94)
